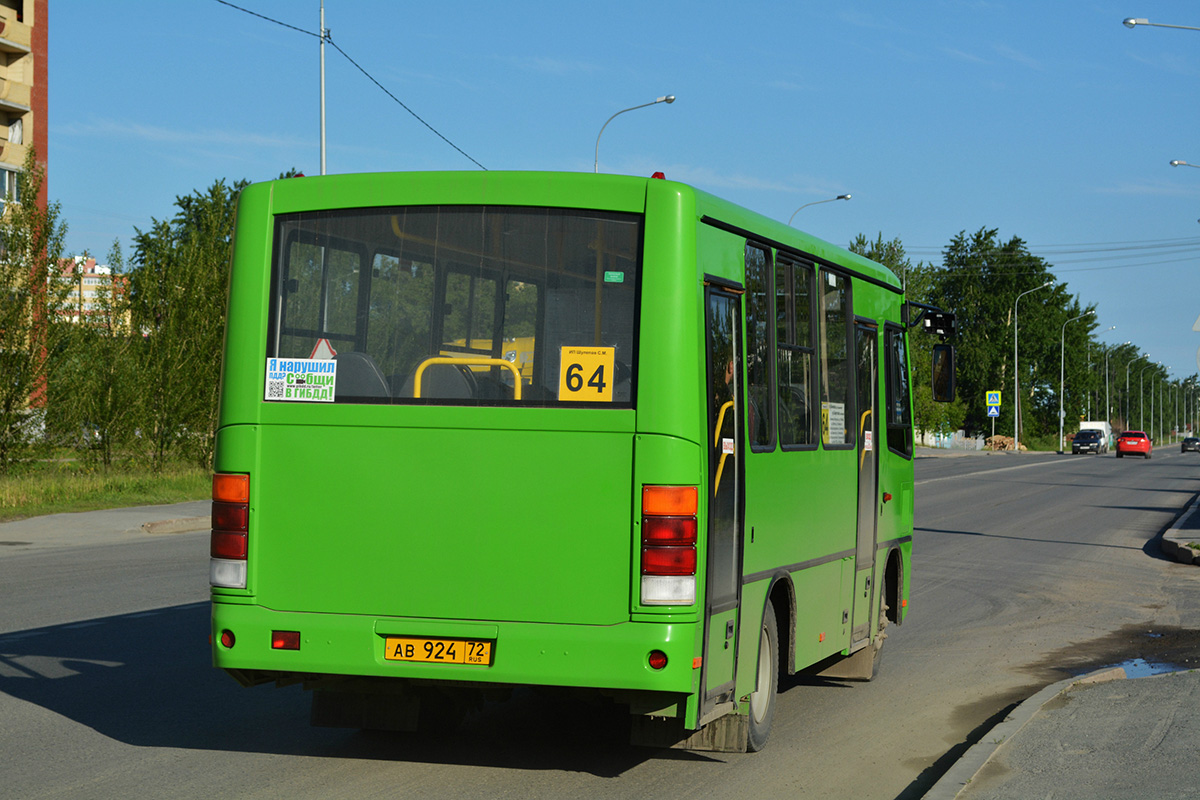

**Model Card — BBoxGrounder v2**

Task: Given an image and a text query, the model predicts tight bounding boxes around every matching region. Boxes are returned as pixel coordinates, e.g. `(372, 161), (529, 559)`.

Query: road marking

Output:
(916, 458), (1063, 486)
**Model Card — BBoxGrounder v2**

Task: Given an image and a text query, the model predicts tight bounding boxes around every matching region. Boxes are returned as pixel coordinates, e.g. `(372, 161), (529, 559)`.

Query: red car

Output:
(1116, 430), (1152, 459)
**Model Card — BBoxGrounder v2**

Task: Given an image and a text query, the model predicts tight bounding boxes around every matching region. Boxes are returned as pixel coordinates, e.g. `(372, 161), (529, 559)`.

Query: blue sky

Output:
(51, 1), (1200, 389)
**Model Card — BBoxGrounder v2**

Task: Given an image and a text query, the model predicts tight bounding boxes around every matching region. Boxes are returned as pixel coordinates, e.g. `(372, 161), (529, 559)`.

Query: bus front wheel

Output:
(747, 600), (778, 752)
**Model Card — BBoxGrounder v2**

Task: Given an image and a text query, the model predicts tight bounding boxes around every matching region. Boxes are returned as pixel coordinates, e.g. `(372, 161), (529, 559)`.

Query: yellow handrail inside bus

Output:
(413, 357), (523, 400)
(713, 400), (735, 496)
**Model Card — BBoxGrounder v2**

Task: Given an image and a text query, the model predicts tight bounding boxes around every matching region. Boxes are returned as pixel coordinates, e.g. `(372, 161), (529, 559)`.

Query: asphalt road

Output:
(1, 450), (1197, 799)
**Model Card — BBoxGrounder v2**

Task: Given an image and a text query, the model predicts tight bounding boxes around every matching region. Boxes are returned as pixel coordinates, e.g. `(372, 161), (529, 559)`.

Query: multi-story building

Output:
(0, 0), (45, 209)
(60, 256), (130, 326)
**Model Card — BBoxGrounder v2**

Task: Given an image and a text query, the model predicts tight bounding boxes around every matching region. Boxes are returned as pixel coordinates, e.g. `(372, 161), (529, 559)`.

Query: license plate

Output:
(384, 636), (493, 666)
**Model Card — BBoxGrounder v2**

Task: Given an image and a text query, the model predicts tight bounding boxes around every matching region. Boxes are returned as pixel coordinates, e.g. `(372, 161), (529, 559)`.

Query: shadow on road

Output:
(0, 603), (710, 776)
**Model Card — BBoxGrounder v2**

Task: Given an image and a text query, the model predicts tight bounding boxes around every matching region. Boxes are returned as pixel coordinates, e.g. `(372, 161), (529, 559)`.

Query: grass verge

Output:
(0, 461), (209, 523)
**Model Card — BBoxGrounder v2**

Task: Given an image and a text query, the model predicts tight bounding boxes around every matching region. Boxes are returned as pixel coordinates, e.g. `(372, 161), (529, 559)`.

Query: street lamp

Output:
(1123, 18), (1200, 31)
(1087, 325), (1116, 419)
(594, 95), (675, 174)
(787, 195), (852, 225)
(1014, 280), (1054, 450)
(1059, 311), (1095, 452)
(1125, 353), (1148, 428)
(1171, 160), (1200, 168)
(1139, 362), (1160, 432)
(1106, 340), (1130, 429)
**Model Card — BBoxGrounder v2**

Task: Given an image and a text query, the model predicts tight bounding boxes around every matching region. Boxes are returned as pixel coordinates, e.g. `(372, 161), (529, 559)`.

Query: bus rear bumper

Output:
(211, 601), (699, 695)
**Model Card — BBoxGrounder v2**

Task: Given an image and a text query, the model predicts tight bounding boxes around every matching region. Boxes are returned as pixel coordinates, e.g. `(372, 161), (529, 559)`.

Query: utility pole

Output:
(320, 0), (327, 175)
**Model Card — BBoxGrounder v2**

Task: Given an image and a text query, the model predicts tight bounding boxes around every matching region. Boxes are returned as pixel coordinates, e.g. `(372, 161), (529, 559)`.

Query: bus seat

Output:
(333, 351), (390, 399)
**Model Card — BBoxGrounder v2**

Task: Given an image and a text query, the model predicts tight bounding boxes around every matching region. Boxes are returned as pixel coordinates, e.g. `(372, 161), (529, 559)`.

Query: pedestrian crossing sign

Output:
(986, 390), (1001, 407)
(987, 406), (1000, 417)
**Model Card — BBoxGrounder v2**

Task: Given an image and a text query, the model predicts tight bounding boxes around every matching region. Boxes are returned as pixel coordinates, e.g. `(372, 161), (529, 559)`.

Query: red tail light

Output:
(642, 545), (697, 574)
(640, 485), (698, 606)
(211, 473), (250, 589)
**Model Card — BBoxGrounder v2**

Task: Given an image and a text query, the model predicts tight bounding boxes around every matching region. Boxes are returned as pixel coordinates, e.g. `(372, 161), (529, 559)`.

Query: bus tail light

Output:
(210, 473), (249, 589)
(640, 485), (698, 606)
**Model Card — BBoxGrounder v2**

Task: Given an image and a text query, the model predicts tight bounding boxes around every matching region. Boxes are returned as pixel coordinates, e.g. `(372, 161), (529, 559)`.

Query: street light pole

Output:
(1014, 280), (1053, 450)
(1106, 340), (1130, 431)
(594, 95), (675, 174)
(1060, 311), (1095, 452)
(787, 195), (851, 225)
(1126, 353), (1148, 429)
(1087, 326), (1116, 420)
(1139, 362), (1159, 432)
(319, 0), (326, 175)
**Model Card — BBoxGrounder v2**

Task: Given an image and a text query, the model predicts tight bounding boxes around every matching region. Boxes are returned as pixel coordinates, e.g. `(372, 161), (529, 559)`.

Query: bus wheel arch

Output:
(883, 548), (903, 626)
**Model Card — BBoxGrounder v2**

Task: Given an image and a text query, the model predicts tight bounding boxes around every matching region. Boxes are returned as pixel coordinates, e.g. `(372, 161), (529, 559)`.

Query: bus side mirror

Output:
(932, 344), (956, 403)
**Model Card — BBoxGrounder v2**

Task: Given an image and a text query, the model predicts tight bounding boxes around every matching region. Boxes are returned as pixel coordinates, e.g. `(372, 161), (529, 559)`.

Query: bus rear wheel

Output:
(747, 600), (778, 752)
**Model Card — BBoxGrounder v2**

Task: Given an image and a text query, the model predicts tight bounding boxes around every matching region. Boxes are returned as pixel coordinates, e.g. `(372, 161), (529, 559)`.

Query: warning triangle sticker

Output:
(310, 338), (337, 360)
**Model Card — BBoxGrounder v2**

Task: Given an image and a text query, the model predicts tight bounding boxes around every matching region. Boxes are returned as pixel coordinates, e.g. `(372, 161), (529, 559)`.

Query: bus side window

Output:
(744, 243), (774, 451)
(819, 270), (853, 447)
(776, 257), (816, 448)
(884, 325), (913, 457)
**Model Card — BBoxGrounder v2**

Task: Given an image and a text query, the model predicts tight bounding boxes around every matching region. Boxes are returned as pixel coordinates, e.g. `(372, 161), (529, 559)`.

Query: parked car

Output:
(1182, 437), (1200, 453)
(1116, 430), (1152, 459)
(1071, 428), (1107, 455)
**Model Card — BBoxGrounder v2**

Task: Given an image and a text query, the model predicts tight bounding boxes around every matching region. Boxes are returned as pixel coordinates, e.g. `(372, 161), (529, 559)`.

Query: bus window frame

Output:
(270, 226), (373, 357)
(744, 241), (777, 454)
(883, 322), (914, 459)
(775, 254), (819, 452)
(819, 267), (856, 452)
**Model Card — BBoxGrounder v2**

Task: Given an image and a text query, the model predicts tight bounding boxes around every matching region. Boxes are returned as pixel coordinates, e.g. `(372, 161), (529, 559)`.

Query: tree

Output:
(0, 148), (68, 474)
(850, 233), (966, 439)
(45, 241), (140, 467)
(933, 228), (1079, 440)
(129, 178), (246, 470)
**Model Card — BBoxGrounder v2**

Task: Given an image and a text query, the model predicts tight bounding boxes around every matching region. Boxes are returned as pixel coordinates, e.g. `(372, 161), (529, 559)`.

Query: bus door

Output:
(851, 319), (879, 647)
(701, 284), (743, 723)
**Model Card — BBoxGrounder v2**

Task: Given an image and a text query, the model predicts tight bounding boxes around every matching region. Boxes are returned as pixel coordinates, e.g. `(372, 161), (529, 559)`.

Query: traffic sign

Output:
(986, 390), (1001, 407)
(987, 406), (1000, 418)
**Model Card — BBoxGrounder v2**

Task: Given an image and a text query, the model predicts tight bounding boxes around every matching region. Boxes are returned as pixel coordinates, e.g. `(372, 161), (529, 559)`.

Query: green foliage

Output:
(847, 227), (1190, 445)
(849, 233), (967, 437)
(0, 457), (208, 522)
(0, 148), (69, 474)
(45, 241), (141, 467)
(130, 179), (247, 470)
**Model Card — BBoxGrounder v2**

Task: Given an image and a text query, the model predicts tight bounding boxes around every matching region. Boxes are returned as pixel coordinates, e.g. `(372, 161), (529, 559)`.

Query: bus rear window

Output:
(266, 206), (640, 406)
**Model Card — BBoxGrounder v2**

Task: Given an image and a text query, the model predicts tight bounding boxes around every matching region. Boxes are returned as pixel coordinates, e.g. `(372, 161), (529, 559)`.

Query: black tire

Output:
(747, 600), (778, 752)
(1117, 452), (1123, 458)
(1145, 452), (1151, 459)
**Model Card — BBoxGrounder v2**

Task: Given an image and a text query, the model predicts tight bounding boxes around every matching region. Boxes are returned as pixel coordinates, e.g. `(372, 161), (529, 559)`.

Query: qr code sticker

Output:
(267, 379), (285, 399)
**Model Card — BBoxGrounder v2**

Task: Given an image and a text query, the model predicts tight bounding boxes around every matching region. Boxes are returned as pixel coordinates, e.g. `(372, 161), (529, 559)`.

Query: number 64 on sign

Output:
(558, 346), (616, 402)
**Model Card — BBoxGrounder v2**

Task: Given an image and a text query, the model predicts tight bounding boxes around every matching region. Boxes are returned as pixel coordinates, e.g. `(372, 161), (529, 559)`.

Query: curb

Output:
(1160, 494), (1200, 566)
(141, 516), (209, 535)
(922, 667), (1128, 800)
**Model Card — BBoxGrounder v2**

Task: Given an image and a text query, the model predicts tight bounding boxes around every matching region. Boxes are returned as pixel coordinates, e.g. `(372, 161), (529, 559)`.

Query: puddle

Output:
(1028, 625), (1200, 681)
(1078, 657), (1182, 678)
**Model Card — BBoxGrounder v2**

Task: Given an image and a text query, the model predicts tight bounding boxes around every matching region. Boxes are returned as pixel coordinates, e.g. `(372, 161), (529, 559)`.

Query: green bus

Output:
(210, 171), (954, 752)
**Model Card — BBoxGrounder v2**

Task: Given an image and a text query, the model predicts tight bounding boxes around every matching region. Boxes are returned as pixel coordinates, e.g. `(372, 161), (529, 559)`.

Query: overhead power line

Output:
(215, 0), (486, 170)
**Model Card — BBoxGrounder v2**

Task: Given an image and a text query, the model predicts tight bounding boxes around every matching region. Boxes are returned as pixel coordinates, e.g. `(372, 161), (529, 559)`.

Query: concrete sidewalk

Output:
(0, 500), (209, 555)
(925, 494), (1200, 799)
(924, 667), (1200, 800)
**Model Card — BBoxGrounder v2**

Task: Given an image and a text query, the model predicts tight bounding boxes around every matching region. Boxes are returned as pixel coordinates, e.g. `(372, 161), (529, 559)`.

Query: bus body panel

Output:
(247, 420), (635, 625)
(211, 604), (697, 693)
(212, 171), (921, 746)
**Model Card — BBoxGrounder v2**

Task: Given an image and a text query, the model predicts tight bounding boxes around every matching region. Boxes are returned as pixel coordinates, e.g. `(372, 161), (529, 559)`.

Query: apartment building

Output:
(60, 256), (130, 325)
(0, 0), (45, 209)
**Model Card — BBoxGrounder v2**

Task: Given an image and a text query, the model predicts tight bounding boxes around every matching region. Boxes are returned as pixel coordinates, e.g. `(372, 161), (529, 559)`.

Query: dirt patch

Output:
(1023, 623), (1200, 679)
